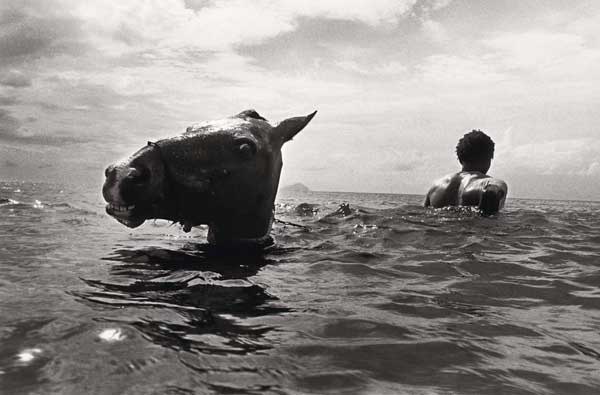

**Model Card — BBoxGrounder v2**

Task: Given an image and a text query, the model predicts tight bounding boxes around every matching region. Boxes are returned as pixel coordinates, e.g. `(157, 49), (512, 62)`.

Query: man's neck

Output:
(461, 164), (487, 173)
(461, 158), (491, 173)
(462, 168), (486, 173)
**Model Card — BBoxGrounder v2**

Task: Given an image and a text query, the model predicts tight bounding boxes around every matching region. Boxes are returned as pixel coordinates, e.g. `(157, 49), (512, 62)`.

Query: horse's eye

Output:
(126, 166), (150, 184)
(236, 140), (257, 159)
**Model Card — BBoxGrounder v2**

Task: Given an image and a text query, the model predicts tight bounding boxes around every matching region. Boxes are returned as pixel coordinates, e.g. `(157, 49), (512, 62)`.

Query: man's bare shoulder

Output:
(425, 173), (463, 207)
(430, 173), (459, 188)
(464, 175), (507, 194)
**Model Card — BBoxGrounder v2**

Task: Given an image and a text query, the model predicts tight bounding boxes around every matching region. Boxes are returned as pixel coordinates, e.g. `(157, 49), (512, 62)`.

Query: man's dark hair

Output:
(456, 130), (495, 163)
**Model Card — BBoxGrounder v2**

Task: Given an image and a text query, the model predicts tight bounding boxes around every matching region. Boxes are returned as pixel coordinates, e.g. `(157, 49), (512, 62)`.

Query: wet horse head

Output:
(102, 109), (316, 246)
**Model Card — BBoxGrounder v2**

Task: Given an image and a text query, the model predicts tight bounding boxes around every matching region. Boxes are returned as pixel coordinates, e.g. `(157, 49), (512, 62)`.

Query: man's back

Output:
(425, 171), (507, 214)
(424, 130), (508, 215)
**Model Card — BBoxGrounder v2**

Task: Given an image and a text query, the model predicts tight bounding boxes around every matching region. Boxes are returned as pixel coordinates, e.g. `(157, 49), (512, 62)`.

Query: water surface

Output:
(1, 181), (599, 394)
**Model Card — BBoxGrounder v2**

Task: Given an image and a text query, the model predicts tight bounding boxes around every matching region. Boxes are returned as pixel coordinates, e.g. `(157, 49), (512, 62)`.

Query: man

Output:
(424, 130), (507, 215)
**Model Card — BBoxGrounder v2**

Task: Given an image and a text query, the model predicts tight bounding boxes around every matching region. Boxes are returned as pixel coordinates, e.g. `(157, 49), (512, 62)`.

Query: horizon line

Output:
(298, 188), (600, 204)
(2, 178), (599, 204)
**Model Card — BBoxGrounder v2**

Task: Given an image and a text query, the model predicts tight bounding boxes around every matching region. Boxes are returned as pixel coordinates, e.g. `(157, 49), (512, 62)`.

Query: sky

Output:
(0, 0), (599, 200)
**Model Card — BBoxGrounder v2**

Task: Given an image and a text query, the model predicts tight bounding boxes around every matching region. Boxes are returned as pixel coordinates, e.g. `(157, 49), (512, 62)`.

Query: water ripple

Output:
(2, 184), (600, 394)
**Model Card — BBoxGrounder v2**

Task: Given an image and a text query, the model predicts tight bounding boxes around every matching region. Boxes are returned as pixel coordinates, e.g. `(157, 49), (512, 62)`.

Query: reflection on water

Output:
(1, 181), (600, 394)
(16, 348), (43, 363)
(98, 328), (125, 342)
(75, 246), (288, 357)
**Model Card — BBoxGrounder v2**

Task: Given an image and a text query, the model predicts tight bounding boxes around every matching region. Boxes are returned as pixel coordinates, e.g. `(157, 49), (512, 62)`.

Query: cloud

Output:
(417, 54), (507, 86)
(183, 0), (213, 12)
(276, 0), (418, 26)
(61, 0), (420, 58)
(383, 149), (426, 173)
(483, 30), (600, 79)
(585, 162), (600, 176)
(0, 2), (86, 66)
(336, 59), (408, 76)
(301, 165), (327, 172)
(421, 18), (448, 43)
(0, 108), (84, 146)
(429, 0), (452, 11)
(375, 61), (408, 75)
(412, 0), (451, 44)
(336, 60), (371, 74)
(291, 144), (427, 176)
(0, 70), (32, 87)
(392, 162), (417, 172)
(0, 108), (20, 135)
(497, 137), (600, 177)
(0, 95), (18, 105)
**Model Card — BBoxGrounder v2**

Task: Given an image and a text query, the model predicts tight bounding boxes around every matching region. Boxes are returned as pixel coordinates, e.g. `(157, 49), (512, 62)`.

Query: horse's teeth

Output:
(109, 203), (135, 213)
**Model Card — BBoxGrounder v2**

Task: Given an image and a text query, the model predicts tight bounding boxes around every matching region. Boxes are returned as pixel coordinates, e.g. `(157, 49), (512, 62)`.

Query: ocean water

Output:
(1, 181), (599, 395)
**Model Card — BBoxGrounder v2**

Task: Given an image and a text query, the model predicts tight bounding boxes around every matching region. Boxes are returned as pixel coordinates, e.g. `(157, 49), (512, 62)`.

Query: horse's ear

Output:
(272, 111), (317, 144)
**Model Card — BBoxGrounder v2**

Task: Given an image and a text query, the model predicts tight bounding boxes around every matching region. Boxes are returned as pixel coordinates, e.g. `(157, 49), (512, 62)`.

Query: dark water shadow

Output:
(73, 244), (293, 356)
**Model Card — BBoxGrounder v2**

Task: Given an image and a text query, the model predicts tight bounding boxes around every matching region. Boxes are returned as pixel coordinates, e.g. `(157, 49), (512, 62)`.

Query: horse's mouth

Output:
(105, 203), (145, 228)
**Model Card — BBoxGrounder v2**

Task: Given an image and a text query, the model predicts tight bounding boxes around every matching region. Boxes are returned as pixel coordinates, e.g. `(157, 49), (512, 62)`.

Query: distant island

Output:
(280, 183), (310, 193)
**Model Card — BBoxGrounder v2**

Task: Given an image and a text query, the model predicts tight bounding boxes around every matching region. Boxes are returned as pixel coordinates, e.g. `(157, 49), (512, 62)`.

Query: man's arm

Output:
(475, 179), (508, 216)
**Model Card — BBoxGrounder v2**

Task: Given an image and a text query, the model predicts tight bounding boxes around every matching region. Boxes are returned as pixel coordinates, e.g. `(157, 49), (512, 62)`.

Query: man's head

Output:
(456, 130), (495, 173)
